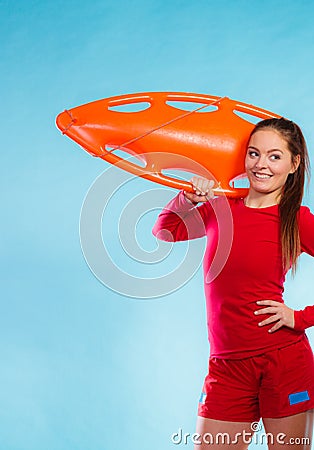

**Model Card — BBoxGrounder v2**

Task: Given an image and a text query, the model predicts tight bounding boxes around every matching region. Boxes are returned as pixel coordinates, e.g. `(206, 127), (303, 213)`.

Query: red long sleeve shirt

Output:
(152, 191), (314, 359)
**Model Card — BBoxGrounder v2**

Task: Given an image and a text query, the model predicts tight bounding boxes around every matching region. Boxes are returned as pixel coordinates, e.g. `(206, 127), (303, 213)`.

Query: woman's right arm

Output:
(152, 178), (215, 242)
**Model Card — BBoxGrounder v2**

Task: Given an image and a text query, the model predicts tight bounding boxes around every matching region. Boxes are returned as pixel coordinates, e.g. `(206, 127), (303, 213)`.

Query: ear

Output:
(290, 154), (301, 174)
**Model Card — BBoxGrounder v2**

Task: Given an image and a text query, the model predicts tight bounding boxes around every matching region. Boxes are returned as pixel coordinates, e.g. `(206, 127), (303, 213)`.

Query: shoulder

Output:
(298, 205), (314, 222)
(297, 205), (314, 236)
(298, 205), (314, 256)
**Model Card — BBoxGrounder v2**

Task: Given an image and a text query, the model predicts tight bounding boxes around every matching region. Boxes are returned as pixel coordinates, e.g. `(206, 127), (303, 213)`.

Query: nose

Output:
(254, 155), (268, 170)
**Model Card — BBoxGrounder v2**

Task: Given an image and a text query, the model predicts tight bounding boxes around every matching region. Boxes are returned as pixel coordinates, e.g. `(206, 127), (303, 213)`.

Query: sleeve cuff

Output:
(294, 306), (314, 331)
(294, 310), (305, 331)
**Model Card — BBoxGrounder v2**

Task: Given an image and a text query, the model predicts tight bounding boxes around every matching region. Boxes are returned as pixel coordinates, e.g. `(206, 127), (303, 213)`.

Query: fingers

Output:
(254, 299), (295, 332)
(268, 321), (284, 333)
(256, 312), (284, 333)
(254, 307), (278, 316)
(255, 300), (282, 329)
(257, 315), (279, 327)
(256, 300), (279, 307)
(184, 177), (215, 204)
(190, 177), (215, 200)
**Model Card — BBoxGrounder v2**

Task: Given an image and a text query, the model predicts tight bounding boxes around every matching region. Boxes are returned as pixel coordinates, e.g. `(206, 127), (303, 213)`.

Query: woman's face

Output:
(245, 129), (300, 198)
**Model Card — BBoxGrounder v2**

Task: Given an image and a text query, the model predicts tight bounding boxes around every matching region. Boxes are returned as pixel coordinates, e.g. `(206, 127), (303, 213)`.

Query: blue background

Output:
(1, 1), (314, 449)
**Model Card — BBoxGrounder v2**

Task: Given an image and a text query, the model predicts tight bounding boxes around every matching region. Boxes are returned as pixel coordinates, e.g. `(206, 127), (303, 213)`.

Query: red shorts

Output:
(198, 336), (314, 422)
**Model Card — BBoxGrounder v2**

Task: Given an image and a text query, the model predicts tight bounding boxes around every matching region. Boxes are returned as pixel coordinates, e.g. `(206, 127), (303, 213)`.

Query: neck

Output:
(244, 191), (281, 208)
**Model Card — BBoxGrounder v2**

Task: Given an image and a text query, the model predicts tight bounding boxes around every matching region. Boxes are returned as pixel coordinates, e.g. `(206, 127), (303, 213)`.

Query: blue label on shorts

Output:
(199, 392), (207, 404)
(289, 390), (310, 405)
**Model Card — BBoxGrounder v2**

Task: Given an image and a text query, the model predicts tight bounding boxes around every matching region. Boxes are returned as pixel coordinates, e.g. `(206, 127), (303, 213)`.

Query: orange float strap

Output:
(56, 92), (280, 198)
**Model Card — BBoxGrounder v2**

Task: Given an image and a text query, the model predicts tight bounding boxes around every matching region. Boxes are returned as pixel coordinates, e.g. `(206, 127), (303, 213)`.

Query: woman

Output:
(152, 118), (314, 449)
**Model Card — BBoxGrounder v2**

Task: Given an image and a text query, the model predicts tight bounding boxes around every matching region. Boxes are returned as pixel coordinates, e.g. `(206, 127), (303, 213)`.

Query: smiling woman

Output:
(152, 117), (314, 449)
(245, 130), (300, 203)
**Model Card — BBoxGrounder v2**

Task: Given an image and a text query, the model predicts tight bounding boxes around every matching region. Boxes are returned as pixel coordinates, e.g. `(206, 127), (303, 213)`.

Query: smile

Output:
(253, 172), (272, 179)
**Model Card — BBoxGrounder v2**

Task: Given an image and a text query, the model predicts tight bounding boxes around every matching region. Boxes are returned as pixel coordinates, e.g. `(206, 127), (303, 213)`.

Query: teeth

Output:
(254, 173), (271, 179)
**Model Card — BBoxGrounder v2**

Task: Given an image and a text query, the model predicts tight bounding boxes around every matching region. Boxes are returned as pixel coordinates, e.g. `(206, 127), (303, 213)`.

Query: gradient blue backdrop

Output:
(1, 1), (314, 449)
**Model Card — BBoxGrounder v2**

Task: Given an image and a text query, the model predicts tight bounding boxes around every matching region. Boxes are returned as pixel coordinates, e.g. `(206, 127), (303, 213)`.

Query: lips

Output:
(253, 172), (272, 179)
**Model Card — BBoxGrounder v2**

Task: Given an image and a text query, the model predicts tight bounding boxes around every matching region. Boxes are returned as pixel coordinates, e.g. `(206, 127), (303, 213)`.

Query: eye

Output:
(248, 150), (259, 157)
(270, 154), (281, 160)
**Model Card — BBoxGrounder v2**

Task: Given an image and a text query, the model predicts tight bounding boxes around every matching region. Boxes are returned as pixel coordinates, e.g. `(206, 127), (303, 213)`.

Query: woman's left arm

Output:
(293, 206), (314, 331)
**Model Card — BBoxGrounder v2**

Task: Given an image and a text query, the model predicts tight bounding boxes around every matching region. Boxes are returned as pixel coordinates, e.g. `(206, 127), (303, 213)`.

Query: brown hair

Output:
(249, 117), (311, 275)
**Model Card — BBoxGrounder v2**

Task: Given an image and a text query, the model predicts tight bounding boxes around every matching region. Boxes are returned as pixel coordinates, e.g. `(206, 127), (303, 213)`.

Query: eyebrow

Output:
(247, 146), (284, 154)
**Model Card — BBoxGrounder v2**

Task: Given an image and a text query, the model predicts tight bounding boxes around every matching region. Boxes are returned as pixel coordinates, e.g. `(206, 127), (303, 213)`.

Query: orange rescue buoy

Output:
(56, 92), (280, 198)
